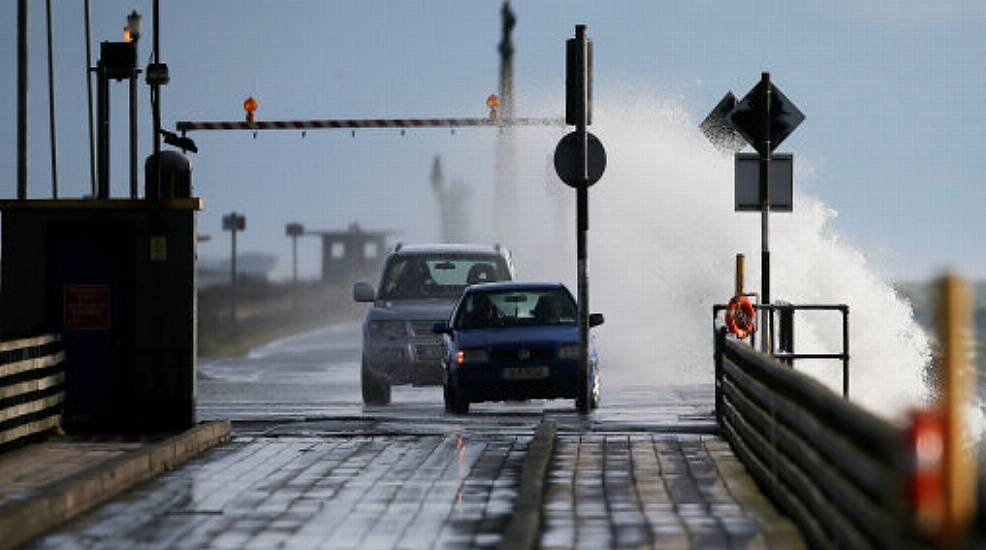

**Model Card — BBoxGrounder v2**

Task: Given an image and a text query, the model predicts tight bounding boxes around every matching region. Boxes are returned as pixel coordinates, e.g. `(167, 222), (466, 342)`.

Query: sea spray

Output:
(488, 91), (932, 420)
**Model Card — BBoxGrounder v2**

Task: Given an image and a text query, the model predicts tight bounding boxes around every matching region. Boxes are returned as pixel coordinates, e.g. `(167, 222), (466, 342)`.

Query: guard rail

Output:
(0, 334), (64, 449)
(714, 328), (915, 548)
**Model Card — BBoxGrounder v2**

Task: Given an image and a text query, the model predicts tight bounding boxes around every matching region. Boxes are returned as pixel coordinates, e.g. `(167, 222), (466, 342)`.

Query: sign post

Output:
(759, 73), (772, 353)
(222, 212), (246, 326)
(555, 25), (605, 414)
(710, 72), (804, 353)
(286, 222), (304, 284)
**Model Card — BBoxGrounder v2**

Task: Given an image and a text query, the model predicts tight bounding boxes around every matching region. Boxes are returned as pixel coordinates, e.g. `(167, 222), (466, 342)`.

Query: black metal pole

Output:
(46, 0), (59, 199)
(84, 0), (96, 197)
(292, 235), (299, 284)
(96, 62), (110, 199)
(759, 72), (772, 353)
(575, 24), (590, 415)
(231, 220), (238, 326)
(842, 306), (850, 398)
(17, 0), (28, 199)
(152, 0), (162, 199)
(130, 67), (139, 198)
(714, 327), (725, 424)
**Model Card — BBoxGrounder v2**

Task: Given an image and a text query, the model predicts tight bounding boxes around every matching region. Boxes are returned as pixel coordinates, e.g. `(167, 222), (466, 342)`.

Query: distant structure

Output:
(493, 1), (518, 242)
(430, 156), (472, 243)
(306, 222), (395, 283)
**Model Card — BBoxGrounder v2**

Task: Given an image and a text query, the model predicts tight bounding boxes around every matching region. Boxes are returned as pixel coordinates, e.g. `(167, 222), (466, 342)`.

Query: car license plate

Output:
(502, 366), (549, 380)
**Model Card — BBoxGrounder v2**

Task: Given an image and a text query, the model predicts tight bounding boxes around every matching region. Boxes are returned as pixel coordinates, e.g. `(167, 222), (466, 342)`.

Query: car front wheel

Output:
(361, 359), (391, 406)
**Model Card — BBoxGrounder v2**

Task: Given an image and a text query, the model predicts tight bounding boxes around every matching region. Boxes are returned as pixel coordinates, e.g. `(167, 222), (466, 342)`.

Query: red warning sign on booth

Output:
(64, 285), (111, 329)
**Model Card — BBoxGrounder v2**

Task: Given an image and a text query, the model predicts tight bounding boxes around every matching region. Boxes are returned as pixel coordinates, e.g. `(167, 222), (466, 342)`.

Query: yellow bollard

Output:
(937, 273), (976, 547)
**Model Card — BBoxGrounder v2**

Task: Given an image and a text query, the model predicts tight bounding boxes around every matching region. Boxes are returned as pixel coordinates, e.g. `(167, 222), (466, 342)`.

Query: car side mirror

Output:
(589, 313), (605, 327)
(432, 321), (451, 335)
(353, 282), (376, 302)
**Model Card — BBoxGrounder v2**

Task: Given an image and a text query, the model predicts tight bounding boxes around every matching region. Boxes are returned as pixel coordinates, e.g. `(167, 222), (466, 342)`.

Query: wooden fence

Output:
(0, 334), (64, 448)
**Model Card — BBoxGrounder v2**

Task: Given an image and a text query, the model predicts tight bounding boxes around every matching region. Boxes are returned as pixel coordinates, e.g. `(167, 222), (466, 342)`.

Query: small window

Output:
(331, 242), (346, 259)
(364, 242), (379, 258)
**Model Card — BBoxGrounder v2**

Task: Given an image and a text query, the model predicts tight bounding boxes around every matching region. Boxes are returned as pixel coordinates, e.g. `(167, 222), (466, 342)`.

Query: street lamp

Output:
(124, 10), (142, 42)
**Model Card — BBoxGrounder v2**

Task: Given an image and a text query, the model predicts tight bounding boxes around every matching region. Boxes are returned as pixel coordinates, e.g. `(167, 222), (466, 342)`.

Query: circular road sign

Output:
(554, 131), (606, 188)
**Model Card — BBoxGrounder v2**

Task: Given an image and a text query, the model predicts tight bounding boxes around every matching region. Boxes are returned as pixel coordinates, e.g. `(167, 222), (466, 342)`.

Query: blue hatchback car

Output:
(433, 282), (603, 414)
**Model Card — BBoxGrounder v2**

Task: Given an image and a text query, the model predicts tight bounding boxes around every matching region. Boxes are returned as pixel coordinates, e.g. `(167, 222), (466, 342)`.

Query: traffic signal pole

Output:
(574, 25), (591, 415)
(759, 72), (772, 353)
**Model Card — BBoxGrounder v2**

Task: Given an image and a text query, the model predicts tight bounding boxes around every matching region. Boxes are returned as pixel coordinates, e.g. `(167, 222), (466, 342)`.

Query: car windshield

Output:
(377, 254), (508, 300)
(454, 289), (577, 329)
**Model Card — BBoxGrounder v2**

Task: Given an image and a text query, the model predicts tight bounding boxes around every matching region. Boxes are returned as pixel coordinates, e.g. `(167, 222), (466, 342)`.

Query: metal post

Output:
(17, 0), (28, 199)
(152, 0), (162, 199)
(494, 1), (517, 243)
(778, 304), (794, 366)
(938, 274), (975, 546)
(714, 327), (725, 424)
(574, 24), (590, 415)
(231, 220), (238, 326)
(84, 0), (96, 197)
(292, 235), (299, 284)
(841, 306), (849, 398)
(130, 68), (139, 198)
(759, 72), (772, 353)
(45, 0), (59, 198)
(96, 62), (110, 199)
(735, 253), (745, 296)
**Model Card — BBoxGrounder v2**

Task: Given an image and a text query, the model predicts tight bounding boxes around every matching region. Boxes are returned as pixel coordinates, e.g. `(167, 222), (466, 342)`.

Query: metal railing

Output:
(0, 334), (65, 449)
(713, 302), (850, 397)
(713, 330), (915, 548)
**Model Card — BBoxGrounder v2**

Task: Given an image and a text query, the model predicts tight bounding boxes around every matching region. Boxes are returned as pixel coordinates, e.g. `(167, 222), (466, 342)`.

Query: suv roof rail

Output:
(394, 242), (403, 252)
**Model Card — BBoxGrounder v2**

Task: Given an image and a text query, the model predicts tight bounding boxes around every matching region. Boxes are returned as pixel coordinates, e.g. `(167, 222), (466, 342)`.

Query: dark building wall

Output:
(0, 200), (198, 432)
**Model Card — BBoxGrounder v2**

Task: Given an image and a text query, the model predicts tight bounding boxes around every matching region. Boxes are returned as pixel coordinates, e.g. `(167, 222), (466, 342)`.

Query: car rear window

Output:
(378, 254), (509, 300)
(454, 289), (576, 329)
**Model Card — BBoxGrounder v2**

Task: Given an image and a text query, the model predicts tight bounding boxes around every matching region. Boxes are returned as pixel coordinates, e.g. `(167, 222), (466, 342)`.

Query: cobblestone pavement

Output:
(29, 324), (804, 549)
(541, 434), (804, 549)
(33, 433), (530, 549)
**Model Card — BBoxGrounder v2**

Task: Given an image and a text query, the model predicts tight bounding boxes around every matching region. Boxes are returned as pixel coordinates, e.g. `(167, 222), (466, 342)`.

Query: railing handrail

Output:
(0, 334), (60, 353)
(713, 301), (851, 397)
(721, 335), (899, 459)
(715, 329), (913, 548)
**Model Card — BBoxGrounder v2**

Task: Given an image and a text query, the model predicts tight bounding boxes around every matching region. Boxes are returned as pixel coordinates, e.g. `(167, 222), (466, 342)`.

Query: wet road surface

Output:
(32, 324), (802, 549)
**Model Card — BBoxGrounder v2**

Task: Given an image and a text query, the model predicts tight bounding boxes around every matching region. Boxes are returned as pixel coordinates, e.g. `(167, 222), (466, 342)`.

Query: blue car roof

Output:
(465, 281), (568, 293)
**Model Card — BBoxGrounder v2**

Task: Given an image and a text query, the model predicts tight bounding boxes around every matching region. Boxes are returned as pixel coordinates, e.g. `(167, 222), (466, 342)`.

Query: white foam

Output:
(487, 91), (932, 420)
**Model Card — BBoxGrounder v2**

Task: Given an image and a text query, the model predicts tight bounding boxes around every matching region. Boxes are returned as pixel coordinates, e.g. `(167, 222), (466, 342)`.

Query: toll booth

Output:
(0, 197), (201, 432)
(309, 223), (393, 284)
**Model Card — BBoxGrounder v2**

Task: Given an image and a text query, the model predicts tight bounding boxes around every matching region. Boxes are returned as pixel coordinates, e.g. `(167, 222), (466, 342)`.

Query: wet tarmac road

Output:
(32, 324), (802, 549)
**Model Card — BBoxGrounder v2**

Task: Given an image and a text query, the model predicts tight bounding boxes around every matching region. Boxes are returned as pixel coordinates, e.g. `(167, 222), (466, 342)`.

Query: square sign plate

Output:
(734, 153), (793, 212)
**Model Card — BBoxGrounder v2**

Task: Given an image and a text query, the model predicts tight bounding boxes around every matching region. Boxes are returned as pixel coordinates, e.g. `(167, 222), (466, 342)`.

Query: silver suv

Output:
(353, 243), (515, 405)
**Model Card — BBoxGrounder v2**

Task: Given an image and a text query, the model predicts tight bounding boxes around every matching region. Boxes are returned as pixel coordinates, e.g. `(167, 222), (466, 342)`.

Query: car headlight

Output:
(368, 320), (407, 339)
(455, 349), (489, 365)
(558, 345), (580, 360)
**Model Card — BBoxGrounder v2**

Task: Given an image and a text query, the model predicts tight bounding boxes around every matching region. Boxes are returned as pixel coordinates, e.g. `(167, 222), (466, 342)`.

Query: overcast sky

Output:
(1, 1), (984, 281)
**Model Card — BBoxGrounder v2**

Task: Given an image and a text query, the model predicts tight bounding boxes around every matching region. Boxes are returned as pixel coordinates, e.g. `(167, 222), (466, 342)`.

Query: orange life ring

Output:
(726, 295), (756, 339)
